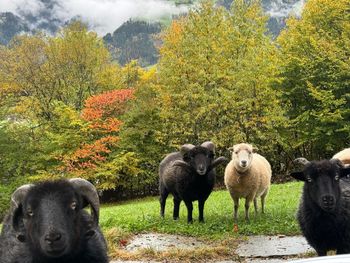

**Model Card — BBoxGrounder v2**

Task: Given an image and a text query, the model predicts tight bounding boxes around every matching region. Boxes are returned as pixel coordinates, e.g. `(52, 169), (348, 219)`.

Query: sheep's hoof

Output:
(187, 220), (193, 224)
(173, 216), (179, 220)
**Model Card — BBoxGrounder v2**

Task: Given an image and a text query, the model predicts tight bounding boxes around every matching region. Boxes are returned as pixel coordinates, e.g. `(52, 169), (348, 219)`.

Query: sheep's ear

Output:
(10, 184), (33, 236)
(290, 171), (307, 182)
(12, 205), (26, 242)
(180, 144), (195, 155)
(227, 147), (233, 153)
(340, 167), (350, 179)
(252, 146), (259, 152)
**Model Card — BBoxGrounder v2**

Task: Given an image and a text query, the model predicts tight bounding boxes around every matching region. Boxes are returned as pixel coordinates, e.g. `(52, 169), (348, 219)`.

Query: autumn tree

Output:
(0, 21), (123, 121)
(278, 0), (350, 158)
(157, 0), (284, 165)
(117, 67), (166, 191)
(0, 22), (134, 187)
(59, 89), (134, 189)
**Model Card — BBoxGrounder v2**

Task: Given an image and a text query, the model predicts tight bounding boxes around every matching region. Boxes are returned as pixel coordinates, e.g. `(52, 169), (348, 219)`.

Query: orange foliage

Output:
(82, 89), (134, 121)
(165, 20), (184, 46)
(61, 89), (134, 175)
(62, 136), (118, 174)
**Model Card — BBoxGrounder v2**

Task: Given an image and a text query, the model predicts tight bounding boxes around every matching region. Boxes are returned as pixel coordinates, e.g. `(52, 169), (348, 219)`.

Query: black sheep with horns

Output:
(159, 141), (227, 223)
(0, 178), (108, 263)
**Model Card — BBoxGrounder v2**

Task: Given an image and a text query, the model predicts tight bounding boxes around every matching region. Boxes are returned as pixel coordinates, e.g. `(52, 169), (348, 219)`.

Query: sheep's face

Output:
(232, 143), (254, 172)
(19, 181), (83, 258)
(183, 147), (214, 175)
(291, 160), (350, 212)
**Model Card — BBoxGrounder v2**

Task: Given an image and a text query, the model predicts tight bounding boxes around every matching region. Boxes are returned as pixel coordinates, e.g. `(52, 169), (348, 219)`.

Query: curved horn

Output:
(330, 158), (344, 168)
(11, 184), (34, 211)
(211, 156), (229, 169)
(69, 178), (100, 226)
(201, 141), (215, 153)
(180, 144), (195, 155)
(293, 157), (310, 166)
(172, 160), (191, 169)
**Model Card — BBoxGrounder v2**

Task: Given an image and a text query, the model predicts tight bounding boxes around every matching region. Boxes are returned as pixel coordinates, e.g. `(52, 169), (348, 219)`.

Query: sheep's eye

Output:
(71, 201), (77, 210)
(234, 151), (238, 154)
(306, 177), (312, 183)
(27, 209), (34, 217)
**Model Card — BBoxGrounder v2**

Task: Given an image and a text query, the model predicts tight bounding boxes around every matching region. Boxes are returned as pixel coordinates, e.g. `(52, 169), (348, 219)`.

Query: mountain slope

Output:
(0, 12), (30, 45)
(0, 0), (304, 65)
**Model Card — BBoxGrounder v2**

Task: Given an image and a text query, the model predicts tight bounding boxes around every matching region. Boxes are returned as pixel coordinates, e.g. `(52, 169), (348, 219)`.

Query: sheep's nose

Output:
(241, 160), (247, 167)
(197, 165), (206, 174)
(322, 195), (334, 206)
(45, 232), (62, 244)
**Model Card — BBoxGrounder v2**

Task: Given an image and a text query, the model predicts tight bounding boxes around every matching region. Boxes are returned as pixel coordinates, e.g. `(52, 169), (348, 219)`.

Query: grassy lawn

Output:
(0, 182), (304, 261)
(100, 181), (303, 240)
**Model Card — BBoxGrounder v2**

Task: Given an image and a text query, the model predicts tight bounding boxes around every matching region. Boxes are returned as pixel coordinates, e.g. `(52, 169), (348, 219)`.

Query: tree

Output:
(0, 21), (122, 121)
(0, 22), (138, 188)
(59, 89), (134, 189)
(278, 0), (350, 158)
(117, 67), (166, 192)
(157, 0), (284, 165)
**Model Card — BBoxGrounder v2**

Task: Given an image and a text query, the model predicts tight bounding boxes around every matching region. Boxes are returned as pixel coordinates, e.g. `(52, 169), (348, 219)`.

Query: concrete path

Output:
(125, 233), (207, 252)
(236, 235), (313, 257)
(110, 233), (314, 262)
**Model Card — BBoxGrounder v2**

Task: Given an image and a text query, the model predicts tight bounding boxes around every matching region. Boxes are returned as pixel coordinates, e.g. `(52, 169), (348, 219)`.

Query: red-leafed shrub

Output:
(60, 89), (134, 178)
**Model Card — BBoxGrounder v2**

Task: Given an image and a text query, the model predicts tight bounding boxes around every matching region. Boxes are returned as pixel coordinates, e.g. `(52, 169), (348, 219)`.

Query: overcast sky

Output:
(0, 0), (189, 35)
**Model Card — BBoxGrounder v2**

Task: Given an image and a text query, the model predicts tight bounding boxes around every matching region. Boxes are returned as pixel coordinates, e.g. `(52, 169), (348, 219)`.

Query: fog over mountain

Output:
(0, 0), (189, 35)
(0, 0), (305, 66)
(0, 0), (304, 36)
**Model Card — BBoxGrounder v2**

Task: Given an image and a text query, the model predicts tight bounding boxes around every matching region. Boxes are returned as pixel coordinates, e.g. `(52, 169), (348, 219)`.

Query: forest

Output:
(0, 0), (349, 217)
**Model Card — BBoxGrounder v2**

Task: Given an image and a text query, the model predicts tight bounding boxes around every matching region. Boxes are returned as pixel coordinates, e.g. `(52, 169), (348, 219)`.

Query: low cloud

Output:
(266, 0), (305, 18)
(0, 0), (189, 35)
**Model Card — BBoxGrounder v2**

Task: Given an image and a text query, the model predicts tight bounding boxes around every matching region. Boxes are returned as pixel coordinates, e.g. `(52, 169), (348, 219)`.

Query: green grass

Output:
(100, 181), (303, 240)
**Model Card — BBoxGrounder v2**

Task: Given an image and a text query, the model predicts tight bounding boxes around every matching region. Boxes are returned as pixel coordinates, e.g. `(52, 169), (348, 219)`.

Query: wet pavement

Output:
(111, 233), (314, 262)
(236, 235), (313, 257)
(125, 233), (207, 252)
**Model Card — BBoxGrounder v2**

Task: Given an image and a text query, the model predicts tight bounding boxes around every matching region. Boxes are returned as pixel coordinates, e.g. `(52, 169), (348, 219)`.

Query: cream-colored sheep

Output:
(333, 148), (350, 166)
(224, 143), (272, 222)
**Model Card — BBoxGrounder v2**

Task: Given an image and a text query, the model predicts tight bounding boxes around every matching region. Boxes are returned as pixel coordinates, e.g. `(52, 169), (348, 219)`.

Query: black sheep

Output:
(0, 178), (108, 263)
(291, 158), (350, 256)
(159, 141), (227, 223)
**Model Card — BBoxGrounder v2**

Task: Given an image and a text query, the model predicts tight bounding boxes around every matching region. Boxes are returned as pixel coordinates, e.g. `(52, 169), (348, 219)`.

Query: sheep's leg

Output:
(198, 199), (205, 223)
(160, 187), (169, 218)
(245, 197), (253, 223)
(233, 197), (239, 223)
(173, 198), (181, 220)
(315, 248), (327, 256)
(253, 198), (258, 217)
(184, 200), (193, 223)
(261, 191), (268, 214)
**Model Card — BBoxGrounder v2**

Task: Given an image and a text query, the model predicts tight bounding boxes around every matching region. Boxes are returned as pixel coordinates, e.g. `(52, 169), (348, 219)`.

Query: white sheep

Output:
(333, 148), (350, 166)
(224, 143), (272, 222)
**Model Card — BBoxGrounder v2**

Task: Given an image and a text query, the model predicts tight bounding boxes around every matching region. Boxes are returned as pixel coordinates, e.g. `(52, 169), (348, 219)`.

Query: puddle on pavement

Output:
(125, 233), (207, 252)
(236, 235), (313, 258)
